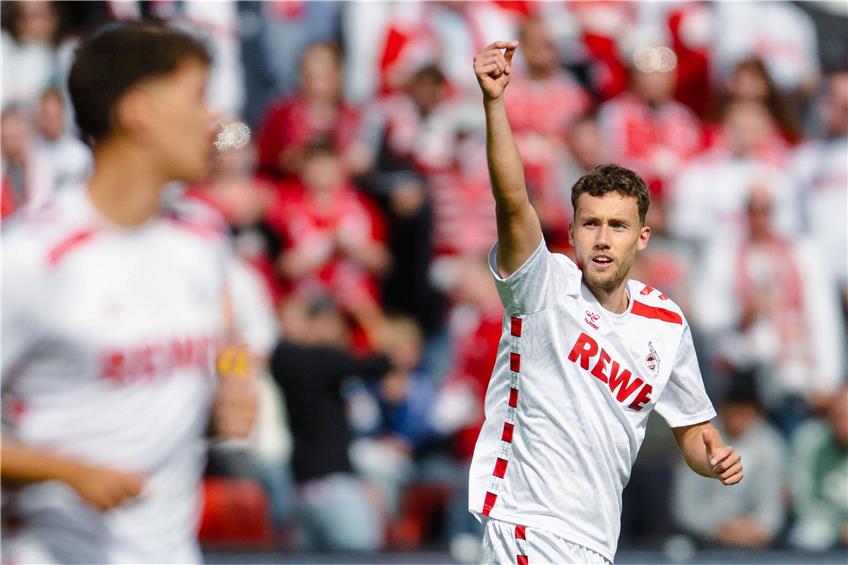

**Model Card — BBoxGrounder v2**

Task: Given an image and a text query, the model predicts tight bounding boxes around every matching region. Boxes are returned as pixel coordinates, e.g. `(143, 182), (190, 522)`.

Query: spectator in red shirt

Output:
(598, 44), (703, 197)
(257, 42), (361, 179)
(268, 143), (390, 320)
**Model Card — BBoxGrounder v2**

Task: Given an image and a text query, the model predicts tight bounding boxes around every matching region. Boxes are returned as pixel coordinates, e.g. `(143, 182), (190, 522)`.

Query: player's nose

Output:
(594, 225), (611, 248)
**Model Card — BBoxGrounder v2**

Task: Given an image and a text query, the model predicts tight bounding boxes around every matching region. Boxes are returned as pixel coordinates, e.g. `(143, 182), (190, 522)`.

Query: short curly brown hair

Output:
(571, 164), (650, 225)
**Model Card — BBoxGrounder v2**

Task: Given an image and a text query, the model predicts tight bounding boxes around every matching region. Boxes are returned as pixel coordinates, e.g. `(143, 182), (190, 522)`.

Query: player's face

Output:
(139, 60), (216, 183)
(569, 192), (650, 294)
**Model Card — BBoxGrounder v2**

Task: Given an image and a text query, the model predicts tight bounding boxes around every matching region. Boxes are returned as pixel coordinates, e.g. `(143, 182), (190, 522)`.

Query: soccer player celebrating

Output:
(1, 23), (256, 563)
(469, 41), (743, 564)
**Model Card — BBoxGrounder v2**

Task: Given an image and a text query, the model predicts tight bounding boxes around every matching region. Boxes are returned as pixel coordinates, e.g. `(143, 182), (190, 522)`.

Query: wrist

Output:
(483, 96), (506, 109)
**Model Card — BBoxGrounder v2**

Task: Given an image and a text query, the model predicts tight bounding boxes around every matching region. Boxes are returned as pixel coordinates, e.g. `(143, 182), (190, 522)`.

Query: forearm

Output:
(484, 99), (542, 274)
(484, 98), (530, 214)
(2, 440), (82, 487)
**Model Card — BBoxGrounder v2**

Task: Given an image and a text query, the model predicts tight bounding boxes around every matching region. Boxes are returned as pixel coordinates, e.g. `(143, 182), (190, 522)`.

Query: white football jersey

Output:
(469, 240), (715, 562)
(1, 187), (229, 563)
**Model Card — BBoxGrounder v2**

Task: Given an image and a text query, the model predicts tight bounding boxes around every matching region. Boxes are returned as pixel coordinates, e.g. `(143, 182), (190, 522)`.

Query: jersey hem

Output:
(470, 507), (616, 563)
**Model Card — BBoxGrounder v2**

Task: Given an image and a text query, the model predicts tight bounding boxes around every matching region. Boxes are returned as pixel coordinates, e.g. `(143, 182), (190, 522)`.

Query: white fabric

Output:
(481, 518), (610, 565)
(35, 134), (92, 192)
(468, 239), (715, 562)
(712, 2), (819, 91)
(789, 137), (848, 290)
(667, 151), (800, 248)
(1, 187), (230, 563)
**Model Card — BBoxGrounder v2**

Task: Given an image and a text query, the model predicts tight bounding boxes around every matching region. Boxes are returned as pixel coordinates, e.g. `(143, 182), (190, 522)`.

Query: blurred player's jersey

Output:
(2, 187), (229, 563)
(469, 239), (715, 562)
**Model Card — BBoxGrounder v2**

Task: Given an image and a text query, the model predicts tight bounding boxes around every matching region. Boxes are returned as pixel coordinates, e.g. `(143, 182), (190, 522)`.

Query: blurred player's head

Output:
(569, 164), (651, 293)
(37, 88), (65, 142)
(68, 22), (214, 183)
(519, 17), (558, 79)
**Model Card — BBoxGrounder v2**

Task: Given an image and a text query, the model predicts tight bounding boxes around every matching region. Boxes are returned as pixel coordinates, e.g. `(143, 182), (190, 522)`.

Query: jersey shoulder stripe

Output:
(631, 300), (683, 325)
(46, 227), (99, 266)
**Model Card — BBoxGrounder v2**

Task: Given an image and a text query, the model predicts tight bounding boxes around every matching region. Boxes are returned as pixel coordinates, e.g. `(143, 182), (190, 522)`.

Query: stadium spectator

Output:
(673, 367), (786, 549)
(693, 185), (844, 434)
(189, 139), (282, 304)
(598, 41), (703, 196)
(34, 88), (91, 191)
(257, 42), (360, 179)
(788, 387), (848, 551)
(1, 104), (55, 218)
(353, 63), (455, 335)
(712, 1), (819, 96)
(789, 71), (848, 316)
(271, 295), (400, 551)
(238, 1), (341, 126)
(709, 57), (803, 147)
(556, 113), (605, 205)
(668, 99), (799, 248)
(506, 15), (590, 242)
(268, 143), (390, 319)
(0, 1), (70, 109)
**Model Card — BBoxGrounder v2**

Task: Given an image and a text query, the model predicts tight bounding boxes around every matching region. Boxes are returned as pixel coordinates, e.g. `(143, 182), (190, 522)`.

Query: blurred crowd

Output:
(2, 0), (847, 559)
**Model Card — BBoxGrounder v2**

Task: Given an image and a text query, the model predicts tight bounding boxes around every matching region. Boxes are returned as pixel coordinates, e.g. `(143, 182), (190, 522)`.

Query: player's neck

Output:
(87, 142), (167, 227)
(586, 281), (630, 314)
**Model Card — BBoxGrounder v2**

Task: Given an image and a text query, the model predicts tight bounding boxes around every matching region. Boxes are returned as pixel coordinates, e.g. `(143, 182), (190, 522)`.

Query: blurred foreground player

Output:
(1, 23), (256, 563)
(469, 42), (744, 564)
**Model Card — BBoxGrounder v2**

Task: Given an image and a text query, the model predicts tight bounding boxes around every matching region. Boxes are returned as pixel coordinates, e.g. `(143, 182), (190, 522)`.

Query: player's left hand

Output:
(212, 344), (258, 439)
(703, 429), (743, 485)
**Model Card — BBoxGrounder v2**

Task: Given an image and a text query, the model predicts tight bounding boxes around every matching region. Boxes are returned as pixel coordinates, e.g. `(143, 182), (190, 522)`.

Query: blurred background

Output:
(1, 1), (847, 563)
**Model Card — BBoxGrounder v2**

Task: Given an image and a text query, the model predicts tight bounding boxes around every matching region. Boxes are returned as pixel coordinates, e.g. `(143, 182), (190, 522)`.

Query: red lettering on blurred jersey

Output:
(566, 332), (652, 411)
(100, 335), (215, 383)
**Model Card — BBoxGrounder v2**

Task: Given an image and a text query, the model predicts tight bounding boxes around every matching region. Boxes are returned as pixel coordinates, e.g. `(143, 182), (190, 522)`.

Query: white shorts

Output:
(480, 518), (611, 565)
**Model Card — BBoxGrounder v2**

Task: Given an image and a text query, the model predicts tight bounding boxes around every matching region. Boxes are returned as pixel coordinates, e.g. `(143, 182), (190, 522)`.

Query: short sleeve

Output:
(655, 322), (716, 428)
(487, 238), (581, 315)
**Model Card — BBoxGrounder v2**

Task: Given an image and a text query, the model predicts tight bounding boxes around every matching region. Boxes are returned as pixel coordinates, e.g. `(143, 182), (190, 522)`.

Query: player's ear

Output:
(637, 225), (651, 250)
(568, 221), (575, 247)
(113, 88), (150, 140)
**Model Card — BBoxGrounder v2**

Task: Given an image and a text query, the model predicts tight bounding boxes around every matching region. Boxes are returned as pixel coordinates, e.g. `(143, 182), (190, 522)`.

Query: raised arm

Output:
(473, 41), (543, 277)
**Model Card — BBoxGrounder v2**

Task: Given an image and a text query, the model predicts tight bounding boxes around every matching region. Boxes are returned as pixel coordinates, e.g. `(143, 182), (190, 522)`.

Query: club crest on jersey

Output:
(645, 342), (660, 376)
(584, 310), (600, 330)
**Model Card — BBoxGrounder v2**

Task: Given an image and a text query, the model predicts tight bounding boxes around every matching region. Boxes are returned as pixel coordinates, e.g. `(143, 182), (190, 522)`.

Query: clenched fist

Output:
(473, 41), (519, 101)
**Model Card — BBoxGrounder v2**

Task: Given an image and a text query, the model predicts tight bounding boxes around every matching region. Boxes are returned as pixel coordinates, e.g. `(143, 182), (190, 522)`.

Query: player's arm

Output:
(1, 438), (145, 511)
(672, 422), (743, 485)
(474, 41), (543, 277)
